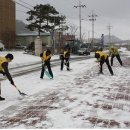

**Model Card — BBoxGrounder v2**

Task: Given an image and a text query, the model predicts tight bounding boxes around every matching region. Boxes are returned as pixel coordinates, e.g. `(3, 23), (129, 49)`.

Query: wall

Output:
(0, 0), (16, 48)
(16, 35), (51, 47)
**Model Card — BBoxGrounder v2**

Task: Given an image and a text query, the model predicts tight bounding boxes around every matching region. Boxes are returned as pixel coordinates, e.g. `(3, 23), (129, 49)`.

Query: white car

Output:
(78, 48), (90, 55)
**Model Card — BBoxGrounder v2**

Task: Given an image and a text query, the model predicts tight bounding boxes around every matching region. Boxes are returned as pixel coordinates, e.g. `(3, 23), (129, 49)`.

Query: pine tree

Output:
(26, 4), (67, 52)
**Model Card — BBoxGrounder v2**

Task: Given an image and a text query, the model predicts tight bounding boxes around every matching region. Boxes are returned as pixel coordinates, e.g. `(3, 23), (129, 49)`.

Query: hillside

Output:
(16, 20), (31, 34)
(104, 35), (122, 44)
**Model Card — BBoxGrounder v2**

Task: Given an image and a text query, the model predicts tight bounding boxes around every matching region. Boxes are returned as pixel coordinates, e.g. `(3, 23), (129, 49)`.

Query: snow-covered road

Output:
(0, 48), (130, 128)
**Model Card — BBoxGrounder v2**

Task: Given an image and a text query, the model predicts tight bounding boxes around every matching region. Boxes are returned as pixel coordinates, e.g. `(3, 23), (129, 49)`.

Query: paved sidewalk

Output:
(0, 57), (130, 128)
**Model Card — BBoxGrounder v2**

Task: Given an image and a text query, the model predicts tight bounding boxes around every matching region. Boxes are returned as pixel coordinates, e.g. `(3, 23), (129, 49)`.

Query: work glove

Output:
(95, 59), (100, 63)
(1, 71), (6, 76)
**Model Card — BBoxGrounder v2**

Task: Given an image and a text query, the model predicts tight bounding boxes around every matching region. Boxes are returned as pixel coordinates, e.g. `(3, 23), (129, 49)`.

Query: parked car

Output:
(78, 48), (90, 55)
(15, 44), (26, 49)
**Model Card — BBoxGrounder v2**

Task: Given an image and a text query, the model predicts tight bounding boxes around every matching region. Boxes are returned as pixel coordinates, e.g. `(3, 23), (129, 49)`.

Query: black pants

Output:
(61, 58), (70, 70)
(40, 62), (53, 78)
(100, 57), (114, 75)
(111, 54), (123, 66)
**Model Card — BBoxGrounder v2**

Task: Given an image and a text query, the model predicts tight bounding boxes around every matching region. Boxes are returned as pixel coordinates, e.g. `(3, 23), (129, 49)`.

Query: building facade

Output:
(0, 0), (16, 49)
(16, 32), (51, 47)
(54, 32), (76, 53)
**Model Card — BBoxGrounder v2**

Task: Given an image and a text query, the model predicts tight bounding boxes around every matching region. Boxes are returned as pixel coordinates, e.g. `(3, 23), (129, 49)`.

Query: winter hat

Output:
(95, 52), (100, 59)
(46, 49), (51, 54)
(5, 53), (14, 60)
(99, 47), (103, 51)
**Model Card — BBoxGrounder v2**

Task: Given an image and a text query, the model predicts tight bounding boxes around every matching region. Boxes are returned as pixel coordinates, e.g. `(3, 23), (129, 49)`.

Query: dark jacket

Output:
(0, 62), (14, 84)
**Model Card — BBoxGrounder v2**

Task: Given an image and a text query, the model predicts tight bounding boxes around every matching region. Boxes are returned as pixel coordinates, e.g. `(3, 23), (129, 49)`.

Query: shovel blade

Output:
(18, 90), (27, 96)
(20, 92), (27, 96)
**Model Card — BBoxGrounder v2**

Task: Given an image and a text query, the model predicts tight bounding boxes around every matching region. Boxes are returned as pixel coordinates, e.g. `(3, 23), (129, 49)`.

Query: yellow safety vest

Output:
(0, 57), (7, 71)
(96, 51), (101, 55)
(42, 51), (51, 62)
(110, 47), (118, 55)
(96, 51), (108, 60)
(64, 51), (67, 58)
(100, 51), (108, 60)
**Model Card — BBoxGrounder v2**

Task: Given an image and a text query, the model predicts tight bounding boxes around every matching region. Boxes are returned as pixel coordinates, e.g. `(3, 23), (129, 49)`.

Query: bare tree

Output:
(68, 24), (78, 38)
(81, 32), (86, 42)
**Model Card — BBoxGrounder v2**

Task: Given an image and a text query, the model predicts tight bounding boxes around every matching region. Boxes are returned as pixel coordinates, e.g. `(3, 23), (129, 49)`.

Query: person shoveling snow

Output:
(0, 54), (26, 101)
(95, 48), (114, 75)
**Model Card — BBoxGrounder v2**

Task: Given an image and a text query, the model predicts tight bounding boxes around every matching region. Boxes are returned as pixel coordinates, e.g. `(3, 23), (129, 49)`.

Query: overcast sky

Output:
(16, 0), (130, 40)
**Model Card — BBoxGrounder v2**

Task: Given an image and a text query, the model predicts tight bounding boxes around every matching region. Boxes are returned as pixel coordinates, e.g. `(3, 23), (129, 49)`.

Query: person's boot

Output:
(98, 72), (103, 74)
(50, 75), (53, 79)
(67, 68), (71, 71)
(40, 77), (43, 79)
(0, 96), (5, 101)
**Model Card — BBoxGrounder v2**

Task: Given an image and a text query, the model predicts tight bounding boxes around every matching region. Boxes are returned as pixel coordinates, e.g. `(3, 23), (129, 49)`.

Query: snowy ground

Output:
(0, 50), (88, 68)
(0, 51), (40, 68)
(0, 48), (130, 128)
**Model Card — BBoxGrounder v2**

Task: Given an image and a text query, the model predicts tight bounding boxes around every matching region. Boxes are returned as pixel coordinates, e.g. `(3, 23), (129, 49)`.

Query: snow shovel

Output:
(13, 85), (27, 96)
(43, 64), (53, 79)
(44, 69), (53, 79)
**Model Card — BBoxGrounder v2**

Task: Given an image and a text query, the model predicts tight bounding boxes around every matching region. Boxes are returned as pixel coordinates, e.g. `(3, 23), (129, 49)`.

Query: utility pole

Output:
(101, 34), (104, 49)
(107, 24), (112, 45)
(88, 11), (98, 46)
(88, 31), (91, 43)
(74, 0), (86, 42)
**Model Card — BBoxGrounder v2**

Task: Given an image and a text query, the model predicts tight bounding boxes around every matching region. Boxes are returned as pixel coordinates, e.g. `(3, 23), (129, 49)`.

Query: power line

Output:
(18, 0), (34, 8)
(16, 1), (37, 21)
(16, 0), (89, 38)
(16, 0), (78, 27)
(16, 1), (32, 10)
